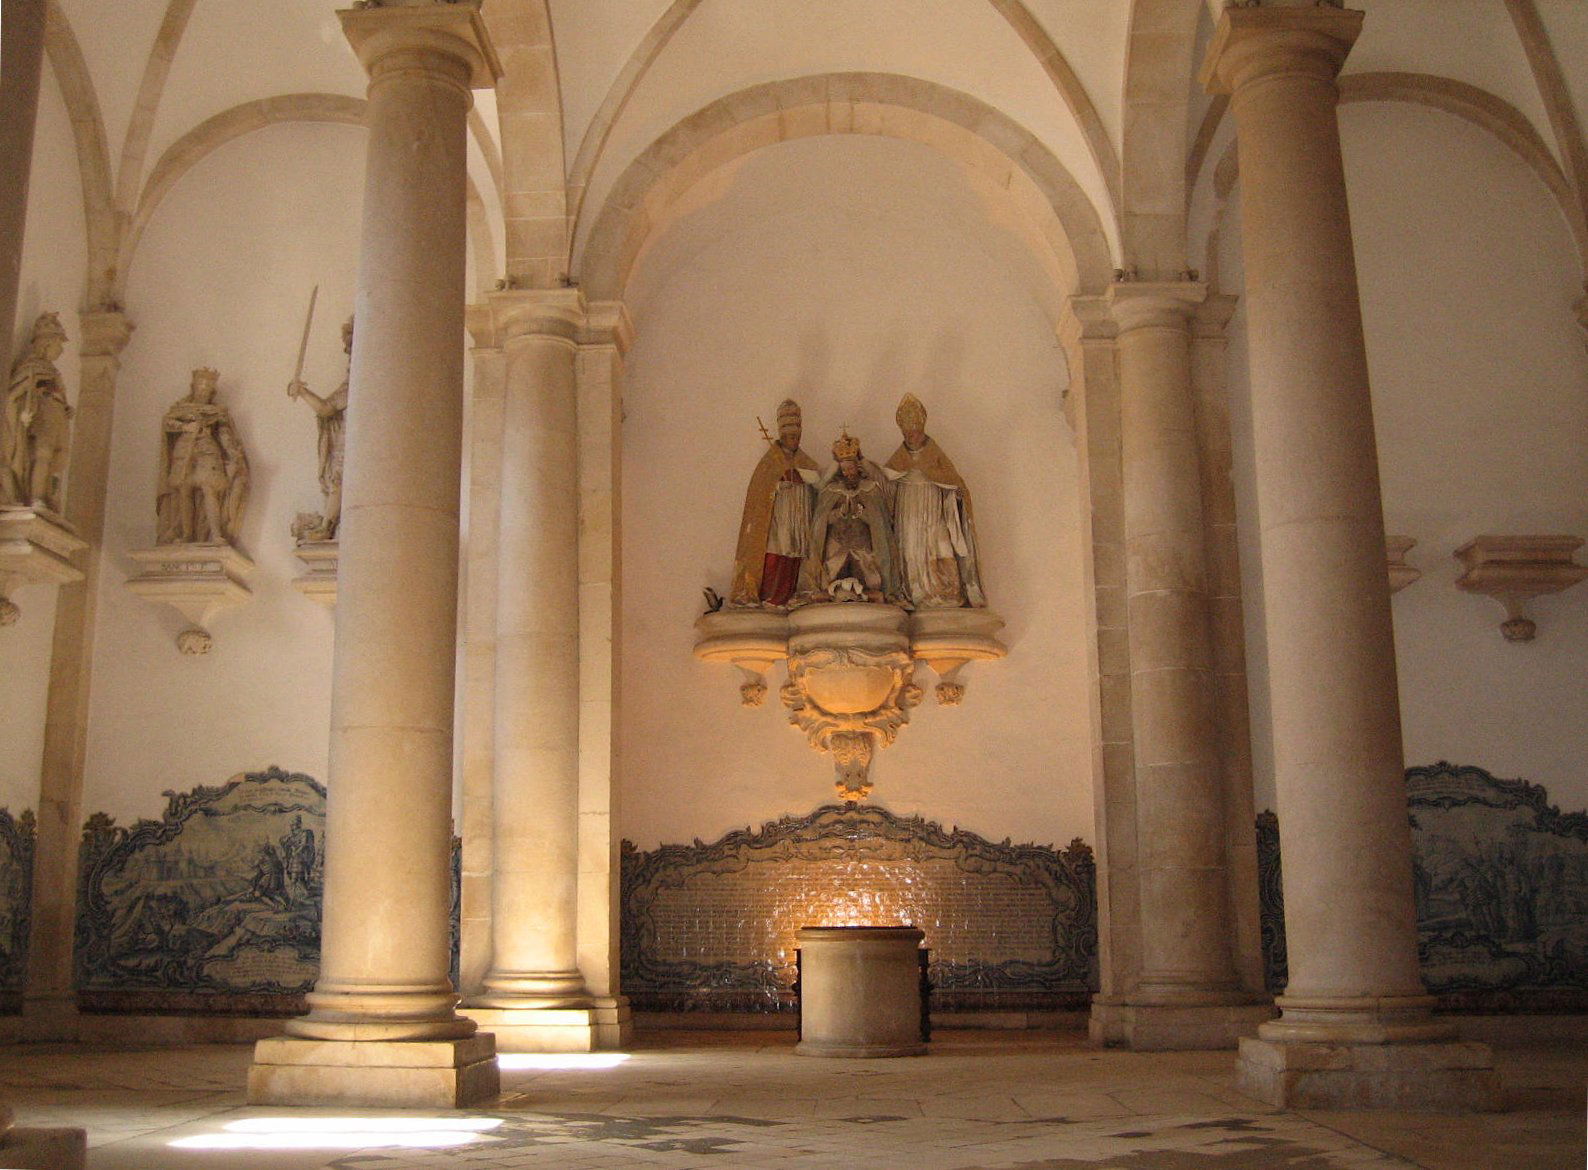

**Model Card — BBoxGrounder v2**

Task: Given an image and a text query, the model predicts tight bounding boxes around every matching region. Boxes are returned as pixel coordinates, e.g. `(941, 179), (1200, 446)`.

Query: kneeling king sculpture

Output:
(696, 394), (1006, 800)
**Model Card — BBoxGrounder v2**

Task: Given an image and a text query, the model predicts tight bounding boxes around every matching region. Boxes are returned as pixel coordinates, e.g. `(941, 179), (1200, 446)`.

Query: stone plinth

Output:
(0, 505), (85, 625)
(247, 1035), (499, 1108)
(290, 540), (338, 607)
(796, 926), (927, 1058)
(467, 999), (632, 1053)
(124, 543), (253, 653)
(907, 607), (1006, 704)
(1237, 1036), (1501, 1111)
(0, 1126), (87, 1170)
(1091, 999), (1274, 1051)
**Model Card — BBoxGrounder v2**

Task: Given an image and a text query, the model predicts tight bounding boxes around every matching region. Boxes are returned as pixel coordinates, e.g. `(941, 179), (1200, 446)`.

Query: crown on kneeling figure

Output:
(832, 430), (862, 461)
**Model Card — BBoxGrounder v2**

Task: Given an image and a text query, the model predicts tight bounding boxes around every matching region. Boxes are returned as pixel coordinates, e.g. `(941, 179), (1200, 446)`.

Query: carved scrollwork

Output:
(784, 644), (915, 800)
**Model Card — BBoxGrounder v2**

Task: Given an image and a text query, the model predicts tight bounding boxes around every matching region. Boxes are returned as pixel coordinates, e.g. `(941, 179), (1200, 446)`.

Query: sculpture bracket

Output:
(290, 539), (340, 608)
(0, 505), (86, 626)
(695, 601), (1006, 799)
(126, 543), (255, 654)
(1454, 534), (1587, 642)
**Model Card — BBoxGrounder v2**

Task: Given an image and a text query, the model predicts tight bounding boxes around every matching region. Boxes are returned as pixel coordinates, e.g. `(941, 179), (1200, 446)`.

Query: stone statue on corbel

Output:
(126, 367), (254, 654)
(0, 313), (87, 625)
(695, 397), (1007, 799)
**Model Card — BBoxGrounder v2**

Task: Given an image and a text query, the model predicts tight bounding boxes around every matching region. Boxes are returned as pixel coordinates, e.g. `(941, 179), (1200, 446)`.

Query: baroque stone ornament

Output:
(698, 405), (1006, 796)
(784, 605), (918, 800)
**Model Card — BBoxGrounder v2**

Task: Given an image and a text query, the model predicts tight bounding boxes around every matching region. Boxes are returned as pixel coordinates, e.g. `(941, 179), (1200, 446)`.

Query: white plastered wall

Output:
(0, 64), (88, 816)
(618, 134), (1094, 852)
(1199, 101), (1588, 814)
(79, 122), (366, 824)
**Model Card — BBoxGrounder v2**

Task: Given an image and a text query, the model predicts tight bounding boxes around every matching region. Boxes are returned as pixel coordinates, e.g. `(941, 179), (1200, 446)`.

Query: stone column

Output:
(1099, 282), (1269, 1050)
(1190, 296), (1267, 998)
(1203, 5), (1497, 1109)
(458, 313), (507, 998)
(465, 288), (592, 1051)
(25, 309), (133, 1042)
(573, 301), (631, 1045)
(249, 1), (501, 1109)
(462, 291), (631, 1052)
(0, 0), (46, 370)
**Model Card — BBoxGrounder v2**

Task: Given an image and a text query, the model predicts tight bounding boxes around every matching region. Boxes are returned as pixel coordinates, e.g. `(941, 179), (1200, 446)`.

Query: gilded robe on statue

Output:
(884, 394), (985, 608)
(730, 399), (819, 607)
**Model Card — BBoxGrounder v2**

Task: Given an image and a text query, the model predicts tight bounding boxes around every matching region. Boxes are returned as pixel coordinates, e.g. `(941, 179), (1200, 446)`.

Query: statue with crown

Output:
(694, 393), (1006, 801)
(125, 367), (256, 654)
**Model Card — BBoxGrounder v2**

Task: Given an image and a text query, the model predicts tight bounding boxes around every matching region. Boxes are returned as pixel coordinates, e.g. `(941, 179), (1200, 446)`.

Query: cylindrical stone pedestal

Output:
(796, 927), (927, 1058)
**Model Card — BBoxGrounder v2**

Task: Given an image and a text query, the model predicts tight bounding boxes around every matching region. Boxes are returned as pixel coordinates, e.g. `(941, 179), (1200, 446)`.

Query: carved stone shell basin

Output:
(786, 602), (911, 714)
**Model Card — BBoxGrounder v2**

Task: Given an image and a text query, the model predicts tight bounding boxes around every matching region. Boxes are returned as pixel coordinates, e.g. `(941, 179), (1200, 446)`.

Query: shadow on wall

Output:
(1259, 762), (1588, 1012)
(61, 767), (460, 1016)
(620, 803), (1097, 1015)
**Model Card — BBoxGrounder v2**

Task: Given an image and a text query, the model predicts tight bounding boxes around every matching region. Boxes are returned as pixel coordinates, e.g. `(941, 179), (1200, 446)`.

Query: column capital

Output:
(582, 300), (634, 356)
(339, 0), (502, 88)
(1106, 280), (1207, 334)
(478, 286), (585, 347)
(76, 309), (134, 358)
(1200, 5), (1363, 96)
(1059, 294), (1117, 348)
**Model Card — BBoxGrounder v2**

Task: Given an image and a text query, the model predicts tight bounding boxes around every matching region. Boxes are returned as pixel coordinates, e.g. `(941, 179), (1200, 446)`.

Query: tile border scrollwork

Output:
(0, 808), (36, 1012)
(621, 803), (1097, 1014)
(1257, 762), (1588, 1011)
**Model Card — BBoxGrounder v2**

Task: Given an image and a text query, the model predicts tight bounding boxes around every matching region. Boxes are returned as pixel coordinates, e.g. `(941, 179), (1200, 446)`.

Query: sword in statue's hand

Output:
(288, 285), (318, 400)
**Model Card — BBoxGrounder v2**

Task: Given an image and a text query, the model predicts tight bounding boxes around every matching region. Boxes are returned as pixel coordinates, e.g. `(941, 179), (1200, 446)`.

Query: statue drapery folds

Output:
(730, 398), (819, 608)
(157, 367), (250, 546)
(3, 311), (73, 513)
(884, 393), (985, 609)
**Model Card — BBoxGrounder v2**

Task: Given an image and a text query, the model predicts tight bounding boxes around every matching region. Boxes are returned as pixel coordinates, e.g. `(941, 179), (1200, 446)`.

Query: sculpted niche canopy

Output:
(697, 395), (1006, 800)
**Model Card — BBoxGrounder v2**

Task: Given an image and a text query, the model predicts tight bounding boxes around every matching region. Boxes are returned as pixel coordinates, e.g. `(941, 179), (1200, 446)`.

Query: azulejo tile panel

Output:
(620, 803), (1098, 1013)
(1258, 762), (1588, 1010)
(75, 767), (326, 1014)
(0, 807), (35, 1011)
(73, 767), (466, 1015)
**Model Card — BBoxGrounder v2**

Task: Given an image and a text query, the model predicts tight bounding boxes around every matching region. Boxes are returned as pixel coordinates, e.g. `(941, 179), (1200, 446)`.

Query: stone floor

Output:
(4, 1023), (1583, 1169)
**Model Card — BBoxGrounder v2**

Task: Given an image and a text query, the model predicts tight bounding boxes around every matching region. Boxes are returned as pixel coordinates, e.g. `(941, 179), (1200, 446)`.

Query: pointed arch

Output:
(41, 0), (116, 309)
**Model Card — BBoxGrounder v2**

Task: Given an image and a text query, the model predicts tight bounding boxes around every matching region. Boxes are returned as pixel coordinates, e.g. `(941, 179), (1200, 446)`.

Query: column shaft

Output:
(1114, 285), (1241, 1001)
(478, 296), (586, 1005)
(1207, 13), (1424, 1020)
(291, 33), (478, 1043)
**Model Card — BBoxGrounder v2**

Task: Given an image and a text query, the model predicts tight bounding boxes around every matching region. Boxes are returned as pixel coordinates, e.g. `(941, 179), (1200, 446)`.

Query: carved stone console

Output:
(290, 539), (339, 608)
(695, 601), (1006, 800)
(1454, 535), (1587, 642)
(1385, 535), (1420, 594)
(0, 505), (85, 625)
(125, 543), (254, 654)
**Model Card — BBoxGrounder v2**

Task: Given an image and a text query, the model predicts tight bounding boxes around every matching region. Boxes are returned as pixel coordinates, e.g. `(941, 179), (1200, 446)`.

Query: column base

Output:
(466, 997), (631, 1052)
(1237, 1036), (1502, 1111)
(1090, 996), (1275, 1050)
(0, 1127), (87, 1170)
(247, 1034), (499, 1108)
